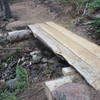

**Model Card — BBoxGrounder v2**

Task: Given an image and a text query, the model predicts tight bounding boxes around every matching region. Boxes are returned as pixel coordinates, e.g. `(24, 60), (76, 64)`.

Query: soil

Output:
(11, 0), (55, 24)
(0, 0), (100, 100)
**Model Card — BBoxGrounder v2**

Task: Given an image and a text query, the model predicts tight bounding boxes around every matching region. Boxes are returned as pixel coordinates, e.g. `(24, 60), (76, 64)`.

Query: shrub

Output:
(0, 65), (28, 100)
(14, 65), (28, 94)
(88, 0), (100, 39)
(0, 93), (17, 100)
(53, 0), (88, 15)
(89, 0), (100, 10)
(89, 18), (100, 39)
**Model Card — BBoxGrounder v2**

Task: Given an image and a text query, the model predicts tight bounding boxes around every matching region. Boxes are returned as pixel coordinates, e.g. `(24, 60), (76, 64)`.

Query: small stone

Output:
(0, 45), (3, 48)
(6, 78), (17, 89)
(62, 67), (76, 76)
(30, 50), (41, 56)
(41, 58), (48, 63)
(0, 80), (6, 89)
(93, 13), (100, 18)
(8, 18), (15, 23)
(33, 55), (42, 64)
(30, 50), (42, 64)
(0, 80), (5, 85)
(4, 63), (8, 68)
(48, 57), (58, 64)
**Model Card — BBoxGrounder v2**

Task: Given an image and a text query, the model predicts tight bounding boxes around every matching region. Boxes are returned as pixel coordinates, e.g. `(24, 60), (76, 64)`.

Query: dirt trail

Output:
(11, 0), (55, 24)
(10, 0), (91, 41)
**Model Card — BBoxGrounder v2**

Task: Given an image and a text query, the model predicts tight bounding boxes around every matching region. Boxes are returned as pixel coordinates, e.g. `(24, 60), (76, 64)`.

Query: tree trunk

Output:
(0, 0), (3, 11)
(2, 0), (12, 18)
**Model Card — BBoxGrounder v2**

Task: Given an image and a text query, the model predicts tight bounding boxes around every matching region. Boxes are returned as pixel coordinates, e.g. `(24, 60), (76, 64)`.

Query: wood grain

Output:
(28, 22), (100, 90)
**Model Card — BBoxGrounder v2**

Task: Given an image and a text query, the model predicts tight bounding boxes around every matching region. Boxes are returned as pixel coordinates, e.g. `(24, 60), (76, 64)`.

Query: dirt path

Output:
(11, 0), (55, 24)
(10, 0), (93, 42)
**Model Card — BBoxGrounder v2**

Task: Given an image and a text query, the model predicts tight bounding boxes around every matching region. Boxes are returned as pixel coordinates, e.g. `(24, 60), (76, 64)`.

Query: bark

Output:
(2, 0), (12, 18)
(0, 0), (3, 11)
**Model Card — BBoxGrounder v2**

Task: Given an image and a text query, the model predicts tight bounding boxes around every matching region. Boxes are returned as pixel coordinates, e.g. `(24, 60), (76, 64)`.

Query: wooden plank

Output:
(46, 22), (100, 58)
(39, 23), (100, 70)
(28, 24), (100, 90)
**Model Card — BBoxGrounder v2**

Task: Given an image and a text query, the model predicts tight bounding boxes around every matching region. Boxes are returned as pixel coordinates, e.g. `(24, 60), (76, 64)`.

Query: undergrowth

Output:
(0, 65), (28, 100)
(54, 0), (100, 39)
(88, 0), (100, 39)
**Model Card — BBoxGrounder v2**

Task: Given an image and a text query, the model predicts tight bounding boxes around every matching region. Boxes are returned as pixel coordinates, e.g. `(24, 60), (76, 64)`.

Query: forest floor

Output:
(0, 0), (100, 100)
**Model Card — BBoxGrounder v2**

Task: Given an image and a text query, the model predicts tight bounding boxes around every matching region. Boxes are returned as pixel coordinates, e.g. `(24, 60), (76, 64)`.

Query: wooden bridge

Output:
(28, 22), (100, 91)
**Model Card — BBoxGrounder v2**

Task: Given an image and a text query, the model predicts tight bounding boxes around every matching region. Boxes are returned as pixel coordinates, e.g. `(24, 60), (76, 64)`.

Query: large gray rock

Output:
(53, 83), (91, 100)
(6, 21), (28, 31)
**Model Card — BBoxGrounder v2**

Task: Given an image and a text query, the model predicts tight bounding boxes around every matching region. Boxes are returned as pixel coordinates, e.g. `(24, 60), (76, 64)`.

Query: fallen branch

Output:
(7, 29), (32, 42)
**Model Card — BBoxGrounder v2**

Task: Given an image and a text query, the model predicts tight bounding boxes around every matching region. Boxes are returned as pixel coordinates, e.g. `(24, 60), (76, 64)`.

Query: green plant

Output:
(88, 0), (100, 14)
(53, 0), (88, 15)
(14, 65), (28, 94)
(16, 65), (28, 81)
(0, 93), (17, 100)
(89, 0), (100, 10)
(89, 18), (100, 38)
(0, 65), (28, 100)
(88, 0), (100, 39)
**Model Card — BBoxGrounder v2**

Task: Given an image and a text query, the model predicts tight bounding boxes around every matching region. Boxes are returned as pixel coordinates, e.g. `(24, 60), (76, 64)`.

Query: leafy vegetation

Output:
(0, 93), (17, 100)
(88, 0), (100, 39)
(54, 0), (88, 15)
(89, 0), (100, 10)
(14, 65), (28, 94)
(0, 65), (28, 100)
(54, 0), (100, 39)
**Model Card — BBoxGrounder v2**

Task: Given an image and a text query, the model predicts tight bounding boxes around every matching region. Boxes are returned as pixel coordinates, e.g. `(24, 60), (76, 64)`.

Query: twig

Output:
(82, 3), (89, 17)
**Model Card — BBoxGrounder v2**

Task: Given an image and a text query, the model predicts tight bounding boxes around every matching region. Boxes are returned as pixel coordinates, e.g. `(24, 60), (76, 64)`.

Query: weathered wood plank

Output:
(28, 23), (100, 90)
(46, 22), (100, 58)
(39, 23), (100, 70)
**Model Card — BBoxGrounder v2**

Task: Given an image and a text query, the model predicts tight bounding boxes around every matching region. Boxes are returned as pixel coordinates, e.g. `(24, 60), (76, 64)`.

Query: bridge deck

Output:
(28, 22), (100, 90)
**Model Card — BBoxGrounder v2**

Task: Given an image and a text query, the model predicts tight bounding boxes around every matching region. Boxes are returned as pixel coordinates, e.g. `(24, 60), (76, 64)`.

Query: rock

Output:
(48, 57), (58, 64)
(93, 13), (100, 18)
(0, 45), (3, 48)
(62, 67), (76, 76)
(53, 91), (66, 100)
(41, 58), (48, 63)
(6, 78), (17, 89)
(53, 83), (91, 100)
(8, 18), (15, 23)
(0, 80), (5, 86)
(0, 80), (6, 91)
(30, 50), (42, 64)
(6, 21), (28, 31)
(44, 76), (74, 100)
